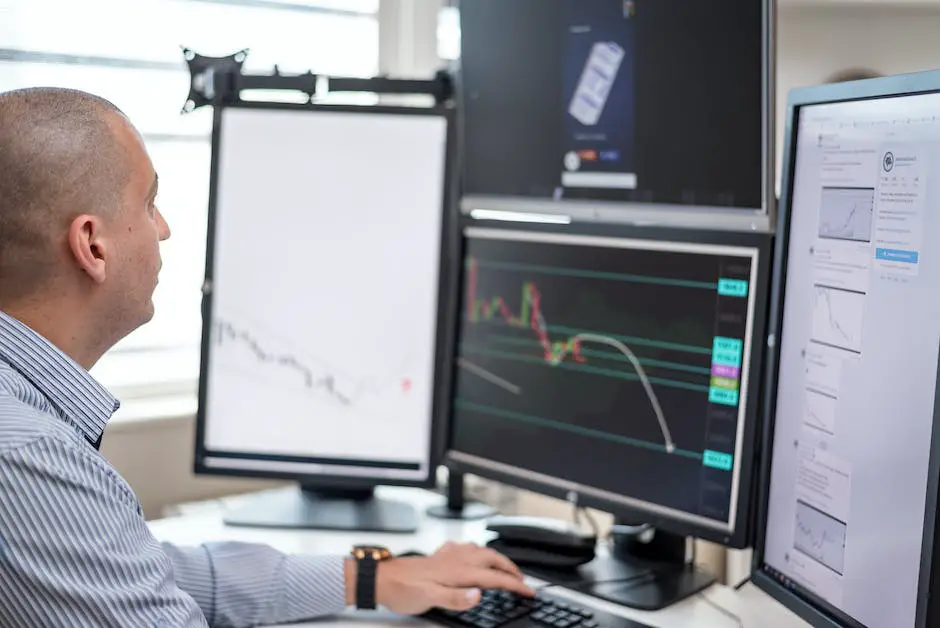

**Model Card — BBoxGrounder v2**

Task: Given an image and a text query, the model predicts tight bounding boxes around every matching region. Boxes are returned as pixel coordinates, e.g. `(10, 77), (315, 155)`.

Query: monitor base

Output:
(523, 525), (715, 611)
(222, 485), (419, 533)
(525, 556), (715, 611)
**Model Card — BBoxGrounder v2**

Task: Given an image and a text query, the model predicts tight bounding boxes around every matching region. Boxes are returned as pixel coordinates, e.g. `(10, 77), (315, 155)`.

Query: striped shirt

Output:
(0, 310), (346, 627)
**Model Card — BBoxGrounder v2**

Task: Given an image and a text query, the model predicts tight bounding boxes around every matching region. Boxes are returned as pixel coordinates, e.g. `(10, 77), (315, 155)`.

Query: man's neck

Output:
(1, 303), (105, 371)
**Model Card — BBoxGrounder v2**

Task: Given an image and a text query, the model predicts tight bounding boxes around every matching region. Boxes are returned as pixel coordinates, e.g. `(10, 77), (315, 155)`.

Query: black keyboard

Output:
(422, 589), (653, 628)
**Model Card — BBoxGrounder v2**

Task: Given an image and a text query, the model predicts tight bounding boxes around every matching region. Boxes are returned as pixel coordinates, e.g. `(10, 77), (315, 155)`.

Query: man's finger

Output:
(449, 567), (536, 597)
(472, 547), (524, 578)
(431, 585), (482, 611)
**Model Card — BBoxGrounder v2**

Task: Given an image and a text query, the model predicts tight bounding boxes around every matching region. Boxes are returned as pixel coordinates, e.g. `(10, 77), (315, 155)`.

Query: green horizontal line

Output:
(473, 259), (719, 291)
(470, 318), (713, 356)
(459, 345), (711, 393)
(489, 335), (712, 375)
(455, 399), (702, 460)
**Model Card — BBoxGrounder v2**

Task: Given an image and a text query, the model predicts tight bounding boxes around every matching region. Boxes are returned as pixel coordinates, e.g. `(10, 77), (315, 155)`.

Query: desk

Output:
(148, 487), (808, 628)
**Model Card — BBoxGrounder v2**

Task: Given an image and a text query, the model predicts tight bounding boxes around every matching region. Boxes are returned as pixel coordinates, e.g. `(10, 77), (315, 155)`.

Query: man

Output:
(0, 87), (533, 627)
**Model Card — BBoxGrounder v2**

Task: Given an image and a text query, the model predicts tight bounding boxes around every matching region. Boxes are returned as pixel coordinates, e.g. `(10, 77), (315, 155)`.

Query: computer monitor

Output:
(193, 101), (454, 533)
(443, 219), (771, 608)
(753, 71), (940, 627)
(456, 0), (773, 223)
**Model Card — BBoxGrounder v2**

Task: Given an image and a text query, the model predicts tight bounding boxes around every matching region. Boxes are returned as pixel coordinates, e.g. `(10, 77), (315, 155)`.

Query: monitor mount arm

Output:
(180, 48), (454, 113)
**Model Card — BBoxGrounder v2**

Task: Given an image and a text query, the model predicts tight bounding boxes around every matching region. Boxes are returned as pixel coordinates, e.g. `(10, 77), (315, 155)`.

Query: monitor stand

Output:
(426, 470), (497, 521)
(222, 484), (419, 533)
(523, 523), (715, 611)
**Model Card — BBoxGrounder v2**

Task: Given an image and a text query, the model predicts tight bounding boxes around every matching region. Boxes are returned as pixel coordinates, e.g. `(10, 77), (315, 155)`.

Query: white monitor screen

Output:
(199, 105), (449, 483)
(761, 92), (940, 626)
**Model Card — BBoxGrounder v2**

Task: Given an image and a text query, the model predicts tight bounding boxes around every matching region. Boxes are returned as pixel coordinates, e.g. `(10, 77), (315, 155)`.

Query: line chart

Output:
(803, 388), (837, 435)
(462, 256), (677, 453)
(818, 187), (874, 243)
(457, 357), (522, 395)
(212, 319), (413, 405)
(794, 500), (847, 575)
(811, 285), (865, 354)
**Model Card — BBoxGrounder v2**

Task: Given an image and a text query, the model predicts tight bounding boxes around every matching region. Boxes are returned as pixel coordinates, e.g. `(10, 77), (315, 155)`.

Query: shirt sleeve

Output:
(0, 436), (208, 627)
(161, 542), (348, 627)
(0, 436), (347, 628)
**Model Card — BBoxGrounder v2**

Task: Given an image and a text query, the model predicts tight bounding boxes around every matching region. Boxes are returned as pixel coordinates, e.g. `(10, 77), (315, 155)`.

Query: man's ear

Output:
(67, 214), (108, 284)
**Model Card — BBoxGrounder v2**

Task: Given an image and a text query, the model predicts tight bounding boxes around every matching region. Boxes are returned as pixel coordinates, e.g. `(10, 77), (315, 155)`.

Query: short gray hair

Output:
(0, 87), (132, 304)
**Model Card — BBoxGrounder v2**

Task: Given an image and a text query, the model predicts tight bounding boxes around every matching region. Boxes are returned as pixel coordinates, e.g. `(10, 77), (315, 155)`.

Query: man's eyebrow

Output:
(147, 173), (159, 201)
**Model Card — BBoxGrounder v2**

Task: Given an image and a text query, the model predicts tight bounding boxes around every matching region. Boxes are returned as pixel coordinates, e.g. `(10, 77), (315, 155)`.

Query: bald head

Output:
(0, 87), (133, 305)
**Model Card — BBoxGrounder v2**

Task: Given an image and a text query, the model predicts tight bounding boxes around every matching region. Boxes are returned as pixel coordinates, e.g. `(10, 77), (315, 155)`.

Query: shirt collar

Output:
(0, 310), (120, 447)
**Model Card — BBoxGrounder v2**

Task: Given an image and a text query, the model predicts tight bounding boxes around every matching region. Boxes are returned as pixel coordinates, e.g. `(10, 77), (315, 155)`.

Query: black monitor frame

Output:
(751, 70), (940, 628)
(193, 99), (458, 494)
(440, 216), (773, 549)
(453, 0), (777, 229)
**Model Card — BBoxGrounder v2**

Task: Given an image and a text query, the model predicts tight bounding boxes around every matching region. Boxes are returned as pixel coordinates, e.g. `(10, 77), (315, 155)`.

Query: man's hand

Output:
(373, 542), (535, 615)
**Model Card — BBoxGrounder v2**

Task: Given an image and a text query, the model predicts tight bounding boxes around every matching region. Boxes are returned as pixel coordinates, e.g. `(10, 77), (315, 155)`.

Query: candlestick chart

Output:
(461, 256), (678, 452)
(448, 231), (756, 521)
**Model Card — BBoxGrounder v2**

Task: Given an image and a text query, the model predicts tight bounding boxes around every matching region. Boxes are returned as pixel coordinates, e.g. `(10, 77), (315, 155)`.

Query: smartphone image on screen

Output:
(568, 41), (624, 126)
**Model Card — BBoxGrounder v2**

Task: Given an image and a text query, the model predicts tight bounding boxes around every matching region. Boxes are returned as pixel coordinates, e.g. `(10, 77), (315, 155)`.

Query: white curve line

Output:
(457, 358), (522, 395)
(550, 332), (676, 454)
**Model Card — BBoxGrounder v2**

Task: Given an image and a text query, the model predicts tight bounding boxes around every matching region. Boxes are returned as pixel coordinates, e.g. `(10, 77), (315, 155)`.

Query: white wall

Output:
(775, 4), (940, 177)
(101, 413), (283, 520)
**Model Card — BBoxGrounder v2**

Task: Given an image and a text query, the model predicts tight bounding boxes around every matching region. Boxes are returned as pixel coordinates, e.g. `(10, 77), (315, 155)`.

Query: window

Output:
(437, 5), (460, 62)
(0, 0), (379, 399)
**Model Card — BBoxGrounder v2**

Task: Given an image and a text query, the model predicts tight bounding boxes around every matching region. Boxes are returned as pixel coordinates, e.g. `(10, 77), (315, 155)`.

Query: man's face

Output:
(107, 117), (171, 332)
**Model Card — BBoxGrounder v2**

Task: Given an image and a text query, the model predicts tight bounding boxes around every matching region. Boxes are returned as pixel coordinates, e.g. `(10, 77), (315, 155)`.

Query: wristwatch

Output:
(351, 545), (392, 610)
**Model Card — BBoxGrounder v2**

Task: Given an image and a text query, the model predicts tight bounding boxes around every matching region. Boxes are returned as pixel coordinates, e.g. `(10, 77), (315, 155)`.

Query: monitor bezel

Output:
(441, 216), (773, 549)
(193, 99), (458, 491)
(751, 70), (940, 628)
(453, 0), (776, 227)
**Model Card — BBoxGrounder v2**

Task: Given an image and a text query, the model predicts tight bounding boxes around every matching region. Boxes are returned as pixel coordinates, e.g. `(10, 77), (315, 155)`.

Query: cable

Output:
(698, 592), (744, 628)
(732, 575), (752, 591)
(532, 572), (654, 593)
(578, 507), (601, 538)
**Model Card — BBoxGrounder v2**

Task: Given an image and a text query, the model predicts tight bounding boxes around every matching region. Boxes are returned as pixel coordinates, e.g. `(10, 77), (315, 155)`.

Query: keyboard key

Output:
(423, 589), (655, 628)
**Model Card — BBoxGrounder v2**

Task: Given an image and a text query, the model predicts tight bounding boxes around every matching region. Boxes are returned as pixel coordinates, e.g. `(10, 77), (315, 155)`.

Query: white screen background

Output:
(202, 107), (448, 481)
(764, 93), (940, 628)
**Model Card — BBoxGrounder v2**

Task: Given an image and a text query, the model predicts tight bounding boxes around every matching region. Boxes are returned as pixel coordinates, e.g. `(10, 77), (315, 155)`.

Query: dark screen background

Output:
(458, 0), (764, 210)
(450, 234), (755, 522)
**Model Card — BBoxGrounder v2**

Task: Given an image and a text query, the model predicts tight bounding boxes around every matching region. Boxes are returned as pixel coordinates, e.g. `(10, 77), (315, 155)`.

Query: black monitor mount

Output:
(186, 47), (454, 533)
(426, 469), (497, 521)
(180, 47), (454, 112)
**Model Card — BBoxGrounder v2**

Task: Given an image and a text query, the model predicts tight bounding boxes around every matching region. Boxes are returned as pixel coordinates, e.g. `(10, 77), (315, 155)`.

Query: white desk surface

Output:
(148, 487), (808, 628)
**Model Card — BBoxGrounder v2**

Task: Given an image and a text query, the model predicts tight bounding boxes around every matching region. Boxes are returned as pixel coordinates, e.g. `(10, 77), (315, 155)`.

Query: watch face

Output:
(353, 545), (391, 560)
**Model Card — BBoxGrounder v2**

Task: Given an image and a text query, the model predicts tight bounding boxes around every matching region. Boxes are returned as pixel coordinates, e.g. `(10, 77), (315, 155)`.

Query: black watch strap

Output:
(355, 555), (378, 610)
